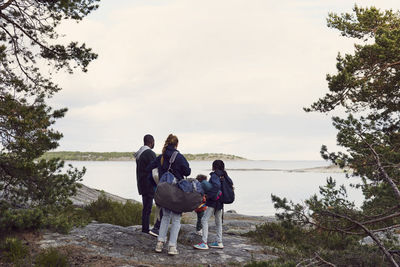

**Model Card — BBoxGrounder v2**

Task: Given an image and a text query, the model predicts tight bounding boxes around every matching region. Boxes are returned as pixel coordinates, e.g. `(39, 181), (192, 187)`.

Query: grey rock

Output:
(70, 184), (138, 206)
(38, 219), (277, 266)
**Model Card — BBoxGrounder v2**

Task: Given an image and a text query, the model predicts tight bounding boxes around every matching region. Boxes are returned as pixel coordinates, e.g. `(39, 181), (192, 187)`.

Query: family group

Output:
(134, 134), (233, 255)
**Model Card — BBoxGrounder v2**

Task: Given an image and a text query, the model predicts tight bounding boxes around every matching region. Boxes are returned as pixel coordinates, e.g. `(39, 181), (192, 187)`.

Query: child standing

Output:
(194, 174), (212, 235)
(193, 160), (229, 250)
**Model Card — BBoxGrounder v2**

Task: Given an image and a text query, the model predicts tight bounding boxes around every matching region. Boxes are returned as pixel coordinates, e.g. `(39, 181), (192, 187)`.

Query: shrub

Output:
(0, 237), (29, 265)
(0, 205), (92, 234)
(85, 194), (153, 227)
(35, 248), (68, 267)
(245, 221), (389, 266)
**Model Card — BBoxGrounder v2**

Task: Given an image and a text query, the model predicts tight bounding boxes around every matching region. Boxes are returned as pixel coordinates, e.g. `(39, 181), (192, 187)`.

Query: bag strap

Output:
(168, 151), (179, 171)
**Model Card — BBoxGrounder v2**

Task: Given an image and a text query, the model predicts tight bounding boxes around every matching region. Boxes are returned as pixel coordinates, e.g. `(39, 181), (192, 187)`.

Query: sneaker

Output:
(195, 230), (202, 236)
(193, 242), (209, 250)
(168, 246), (179, 255)
(149, 229), (159, 237)
(155, 241), (164, 253)
(209, 242), (224, 249)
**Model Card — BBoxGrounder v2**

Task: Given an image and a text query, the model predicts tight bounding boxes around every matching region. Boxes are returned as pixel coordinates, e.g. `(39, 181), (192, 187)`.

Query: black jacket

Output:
(135, 147), (156, 196)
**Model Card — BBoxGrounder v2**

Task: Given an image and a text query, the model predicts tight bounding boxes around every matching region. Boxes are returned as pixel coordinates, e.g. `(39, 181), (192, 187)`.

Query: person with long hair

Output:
(147, 134), (191, 255)
(194, 159), (229, 250)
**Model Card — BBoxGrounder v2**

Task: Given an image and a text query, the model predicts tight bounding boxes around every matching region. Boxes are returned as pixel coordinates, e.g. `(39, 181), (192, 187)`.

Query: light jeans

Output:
(157, 208), (181, 247)
(201, 207), (222, 244)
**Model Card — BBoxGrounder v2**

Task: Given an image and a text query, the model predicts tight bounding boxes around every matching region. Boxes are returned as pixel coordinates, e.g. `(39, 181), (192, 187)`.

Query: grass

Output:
(85, 193), (155, 227)
(35, 248), (68, 267)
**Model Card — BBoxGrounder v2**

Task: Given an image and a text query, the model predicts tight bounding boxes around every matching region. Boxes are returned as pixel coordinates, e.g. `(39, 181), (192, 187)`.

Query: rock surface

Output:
(38, 212), (277, 266)
(71, 184), (138, 206)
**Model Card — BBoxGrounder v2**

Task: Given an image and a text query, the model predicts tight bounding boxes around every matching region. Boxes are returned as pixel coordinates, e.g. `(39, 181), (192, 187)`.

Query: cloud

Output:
(49, 0), (400, 159)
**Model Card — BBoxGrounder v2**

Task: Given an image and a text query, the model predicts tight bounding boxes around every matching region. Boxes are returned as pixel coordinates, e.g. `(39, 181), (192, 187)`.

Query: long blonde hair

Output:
(161, 134), (179, 165)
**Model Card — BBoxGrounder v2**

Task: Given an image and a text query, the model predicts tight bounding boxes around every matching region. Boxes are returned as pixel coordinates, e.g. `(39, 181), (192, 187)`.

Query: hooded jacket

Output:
(135, 145), (156, 195)
(205, 169), (227, 211)
(146, 144), (191, 185)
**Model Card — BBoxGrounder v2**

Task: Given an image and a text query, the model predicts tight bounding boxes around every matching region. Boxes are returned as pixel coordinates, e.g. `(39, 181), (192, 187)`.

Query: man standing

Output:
(135, 134), (157, 235)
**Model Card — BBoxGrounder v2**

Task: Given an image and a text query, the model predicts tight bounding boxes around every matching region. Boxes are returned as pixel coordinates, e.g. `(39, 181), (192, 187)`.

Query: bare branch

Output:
(315, 252), (336, 267)
(0, 0), (15, 11)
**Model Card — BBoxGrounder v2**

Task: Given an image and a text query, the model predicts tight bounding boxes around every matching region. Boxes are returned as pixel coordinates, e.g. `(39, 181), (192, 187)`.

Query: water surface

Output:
(67, 160), (363, 216)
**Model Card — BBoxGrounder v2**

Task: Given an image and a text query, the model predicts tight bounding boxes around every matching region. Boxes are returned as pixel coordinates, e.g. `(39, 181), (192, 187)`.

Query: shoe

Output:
(155, 241), (164, 253)
(149, 229), (159, 237)
(168, 246), (179, 255)
(193, 242), (209, 250)
(209, 242), (224, 249)
(195, 230), (202, 236)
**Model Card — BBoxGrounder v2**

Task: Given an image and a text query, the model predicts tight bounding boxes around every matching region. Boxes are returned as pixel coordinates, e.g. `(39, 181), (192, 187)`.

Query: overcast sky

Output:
(49, 0), (400, 160)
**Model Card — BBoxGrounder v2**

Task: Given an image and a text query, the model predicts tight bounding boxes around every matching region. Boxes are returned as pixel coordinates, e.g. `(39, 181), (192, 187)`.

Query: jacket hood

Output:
(134, 145), (150, 160)
(213, 169), (225, 177)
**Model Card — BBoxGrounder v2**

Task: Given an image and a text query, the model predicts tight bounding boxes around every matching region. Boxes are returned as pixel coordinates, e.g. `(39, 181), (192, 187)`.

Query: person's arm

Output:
(179, 154), (191, 177)
(146, 155), (159, 173)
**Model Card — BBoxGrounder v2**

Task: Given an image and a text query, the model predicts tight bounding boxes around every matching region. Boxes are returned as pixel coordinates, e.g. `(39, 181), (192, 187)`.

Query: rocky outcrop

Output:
(71, 184), (138, 206)
(38, 212), (277, 266)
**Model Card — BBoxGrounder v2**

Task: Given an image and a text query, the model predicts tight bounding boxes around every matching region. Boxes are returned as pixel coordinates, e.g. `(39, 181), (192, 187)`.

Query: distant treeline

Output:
(40, 151), (246, 161)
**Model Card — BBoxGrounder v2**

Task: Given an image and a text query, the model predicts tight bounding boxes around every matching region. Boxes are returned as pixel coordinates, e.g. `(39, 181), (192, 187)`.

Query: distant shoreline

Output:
(41, 151), (246, 162)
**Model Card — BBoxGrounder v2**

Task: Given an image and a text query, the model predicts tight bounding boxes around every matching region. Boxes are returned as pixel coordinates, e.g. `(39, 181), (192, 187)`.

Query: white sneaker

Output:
(155, 241), (164, 253)
(196, 230), (202, 236)
(168, 246), (179, 255)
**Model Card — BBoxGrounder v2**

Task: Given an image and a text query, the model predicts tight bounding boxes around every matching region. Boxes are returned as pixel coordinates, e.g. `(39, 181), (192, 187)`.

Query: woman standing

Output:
(147, 134), (191, 255)
(194, 160), (228, 250)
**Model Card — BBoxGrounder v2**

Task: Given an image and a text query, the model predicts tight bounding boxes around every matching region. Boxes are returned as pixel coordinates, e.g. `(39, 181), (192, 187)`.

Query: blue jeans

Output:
(201, 207), (222, 244)
(157, 208), (181, 247)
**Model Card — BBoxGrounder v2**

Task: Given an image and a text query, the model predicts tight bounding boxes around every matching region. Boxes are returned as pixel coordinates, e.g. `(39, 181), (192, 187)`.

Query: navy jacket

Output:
(205, 169), (226, 211)
(147, 145), (191, 186)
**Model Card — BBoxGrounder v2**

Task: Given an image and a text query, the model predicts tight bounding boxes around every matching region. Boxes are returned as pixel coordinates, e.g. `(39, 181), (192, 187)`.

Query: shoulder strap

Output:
(168, 151), (179, 171)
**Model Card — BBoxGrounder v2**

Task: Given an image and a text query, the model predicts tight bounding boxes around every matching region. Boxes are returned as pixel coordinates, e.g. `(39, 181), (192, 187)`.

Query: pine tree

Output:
(0, 0), (99, 230)
(273, 6), (400, 266)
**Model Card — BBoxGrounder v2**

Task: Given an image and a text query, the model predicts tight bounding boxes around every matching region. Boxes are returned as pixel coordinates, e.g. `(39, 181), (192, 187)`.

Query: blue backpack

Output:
(220, 175), (235, 204)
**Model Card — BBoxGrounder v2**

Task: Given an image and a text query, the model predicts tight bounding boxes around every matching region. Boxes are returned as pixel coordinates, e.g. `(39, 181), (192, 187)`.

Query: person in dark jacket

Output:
(147, 134), (191, 255)
(194, 160), (230, 250)
(135, 134), (157, 235)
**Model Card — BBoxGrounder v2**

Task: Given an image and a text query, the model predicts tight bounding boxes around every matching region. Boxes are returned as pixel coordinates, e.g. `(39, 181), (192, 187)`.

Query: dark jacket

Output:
(147, 145), (191, 185)
(205, 169), (226, 211)
(135, 147), (156, 196)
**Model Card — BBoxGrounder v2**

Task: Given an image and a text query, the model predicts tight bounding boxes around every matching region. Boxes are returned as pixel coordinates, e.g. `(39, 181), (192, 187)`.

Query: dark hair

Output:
(196, 174), (207, 182)
(143, 134), (154, 146)
(212, 160), (228, 177)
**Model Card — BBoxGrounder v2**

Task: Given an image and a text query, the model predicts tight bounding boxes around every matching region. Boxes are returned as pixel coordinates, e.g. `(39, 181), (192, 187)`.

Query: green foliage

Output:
(35, 248), (68, 267)
(0, 205), (91, 234)
(85, 194), (153, 227)
(41, 151), (135, 161)
(0, 0), (98, 235)
(0, 237), (29, 265)
(245, 259), (296, 267)
(267, 5), (400, 266)
(41, 151), (246, 161)
(246, 221), (389, 266)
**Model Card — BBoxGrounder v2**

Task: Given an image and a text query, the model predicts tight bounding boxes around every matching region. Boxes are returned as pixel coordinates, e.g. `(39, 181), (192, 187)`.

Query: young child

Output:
(194, 160), (229, 250)
(194, 174), (212, 235)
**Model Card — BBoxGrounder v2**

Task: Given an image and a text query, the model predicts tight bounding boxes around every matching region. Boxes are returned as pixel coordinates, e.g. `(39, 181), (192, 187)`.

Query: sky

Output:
(49, 0), (400, 160)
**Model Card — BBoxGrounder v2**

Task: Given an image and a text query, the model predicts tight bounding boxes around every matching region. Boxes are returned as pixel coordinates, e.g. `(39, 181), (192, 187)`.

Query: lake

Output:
(67, 160), (364, 216)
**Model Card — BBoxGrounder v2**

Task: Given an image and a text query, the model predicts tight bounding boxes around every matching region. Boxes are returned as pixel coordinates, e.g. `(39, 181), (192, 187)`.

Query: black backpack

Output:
(220, 176), (235, 204)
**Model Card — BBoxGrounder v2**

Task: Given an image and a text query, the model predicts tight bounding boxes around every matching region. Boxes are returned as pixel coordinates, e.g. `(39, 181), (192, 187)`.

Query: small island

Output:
(40, 151), (246, 161)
